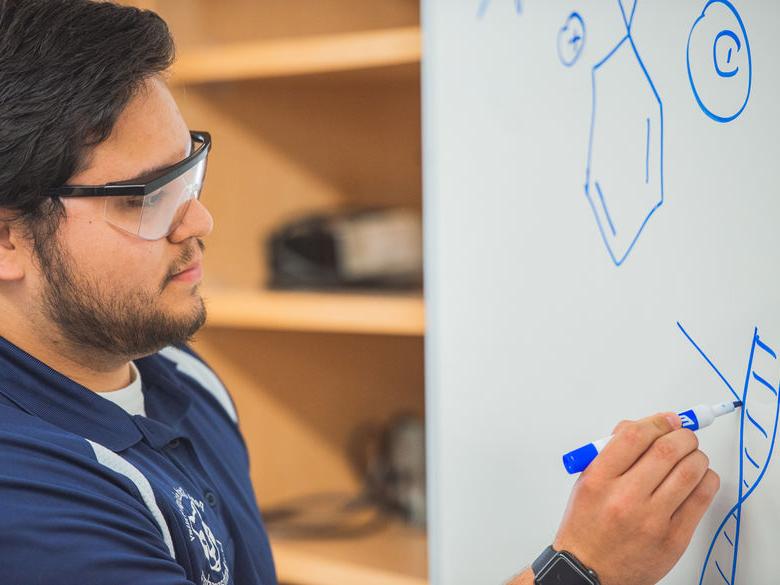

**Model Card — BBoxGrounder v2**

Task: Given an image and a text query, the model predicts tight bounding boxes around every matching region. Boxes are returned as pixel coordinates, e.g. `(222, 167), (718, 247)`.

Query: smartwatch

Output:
(532, 545), (600, 585)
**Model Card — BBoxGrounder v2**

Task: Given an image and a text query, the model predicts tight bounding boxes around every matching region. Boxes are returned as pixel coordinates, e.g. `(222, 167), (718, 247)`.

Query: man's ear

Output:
(0, 211), (27, 281)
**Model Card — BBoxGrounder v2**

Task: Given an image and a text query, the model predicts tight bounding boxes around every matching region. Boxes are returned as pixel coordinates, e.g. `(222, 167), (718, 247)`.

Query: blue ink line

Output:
(477, 0), (522, 18)
(617, 0), (636, 29)
(741, 358), (780, 508)
(557, 12), (586, 68)
(744, 447), (760, 469)
(593, 34), (629, 69)
(702, 504), (740, 585)
(729, 329), (758, 585)
(676, 322), (739, 401)
(703, 503), (741, 585)
(741, 393), (780, 507)
(477, 0), (491, 18)
(584, 194), (661, 266)
(699, 327), (761, 585)
(752, 371), (778, 396)
(745, 408), (768, 438)
(628, 35), (664, 198)
(583, 1), (664, 268)
(756, 336), (777, 359)
(645, 117), (650, 184)
(617, 0), (630, 30)
(594, 182), (617, 236)
(690, 325), (780, 585)
(628, 0), (637, 29)
(687, 0), (752, 123)
(713, 30), (741, 79)
(715, 561), (730, 585)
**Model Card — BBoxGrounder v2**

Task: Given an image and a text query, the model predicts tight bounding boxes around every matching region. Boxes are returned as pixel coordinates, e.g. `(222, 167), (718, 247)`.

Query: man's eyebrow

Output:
(125, 162), (174, 183)
(120, 139), (194, 183)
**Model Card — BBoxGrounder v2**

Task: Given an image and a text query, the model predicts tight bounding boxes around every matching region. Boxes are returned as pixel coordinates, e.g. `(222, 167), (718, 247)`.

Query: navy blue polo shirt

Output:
(0, 336), (277, 585)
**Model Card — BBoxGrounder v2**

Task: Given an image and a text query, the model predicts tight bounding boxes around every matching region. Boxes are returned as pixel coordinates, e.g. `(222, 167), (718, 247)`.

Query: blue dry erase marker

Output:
(562, 401), (743, 474)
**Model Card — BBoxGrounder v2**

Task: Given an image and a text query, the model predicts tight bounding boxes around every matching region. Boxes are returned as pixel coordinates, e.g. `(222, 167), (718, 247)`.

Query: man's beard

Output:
(35, 237), (207, 358)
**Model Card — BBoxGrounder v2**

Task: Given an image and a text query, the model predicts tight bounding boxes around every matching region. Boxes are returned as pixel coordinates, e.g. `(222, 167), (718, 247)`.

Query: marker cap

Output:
(562, 443), (599, 474)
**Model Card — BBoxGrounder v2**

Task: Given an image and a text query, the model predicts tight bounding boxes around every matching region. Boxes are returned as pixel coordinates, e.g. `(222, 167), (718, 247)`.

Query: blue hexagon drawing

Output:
(584, 0), (664, 267)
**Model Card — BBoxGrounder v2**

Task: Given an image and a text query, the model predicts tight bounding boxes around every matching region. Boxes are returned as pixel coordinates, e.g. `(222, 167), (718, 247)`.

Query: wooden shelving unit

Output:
(272, 520), (427, 585)
(131, 2), (426, 584)
(171, 26), (421, 84)
(203, 288), (425, 336)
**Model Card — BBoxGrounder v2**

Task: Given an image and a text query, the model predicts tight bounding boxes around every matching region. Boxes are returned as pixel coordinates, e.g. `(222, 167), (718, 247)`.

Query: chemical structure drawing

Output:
(676, 322), (780, 585)
(557, 12), (586, 67)
(477, 0), (522, 19)
(584, 0), (663, 267)
(687, 0), (752, 123)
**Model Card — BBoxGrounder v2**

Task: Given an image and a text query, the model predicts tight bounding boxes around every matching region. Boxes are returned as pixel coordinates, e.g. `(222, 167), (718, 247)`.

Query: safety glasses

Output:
(47, 130), (211, 240)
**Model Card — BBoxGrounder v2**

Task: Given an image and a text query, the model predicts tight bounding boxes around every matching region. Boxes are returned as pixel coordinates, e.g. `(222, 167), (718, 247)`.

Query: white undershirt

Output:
(99, 361), (147, 417)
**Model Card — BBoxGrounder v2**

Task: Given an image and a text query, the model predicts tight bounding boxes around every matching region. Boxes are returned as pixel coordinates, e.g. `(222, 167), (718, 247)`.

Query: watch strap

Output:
(532, 545), (600, 585)
(531, 545), (557, 577)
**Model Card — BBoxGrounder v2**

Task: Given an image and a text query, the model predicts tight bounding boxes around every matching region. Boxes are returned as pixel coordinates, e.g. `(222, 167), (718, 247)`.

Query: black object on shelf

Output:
(267, 207), (423, 290)
(263, 413), (426, 540)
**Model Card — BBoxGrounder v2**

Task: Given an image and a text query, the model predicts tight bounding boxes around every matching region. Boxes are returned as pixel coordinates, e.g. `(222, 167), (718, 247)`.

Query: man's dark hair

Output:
(0, 0), (175, 249)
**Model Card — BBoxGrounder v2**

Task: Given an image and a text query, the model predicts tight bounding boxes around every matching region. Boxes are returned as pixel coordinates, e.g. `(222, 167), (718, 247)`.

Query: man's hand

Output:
(548, 412), (720, 585)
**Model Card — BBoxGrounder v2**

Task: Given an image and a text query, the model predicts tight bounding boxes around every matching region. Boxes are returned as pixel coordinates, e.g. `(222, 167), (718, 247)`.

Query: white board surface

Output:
(423, 1), (780, 584)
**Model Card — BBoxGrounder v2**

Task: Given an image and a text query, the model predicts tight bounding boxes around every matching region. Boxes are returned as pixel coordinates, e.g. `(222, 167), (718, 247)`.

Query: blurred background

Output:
(125, 2), (426, 584)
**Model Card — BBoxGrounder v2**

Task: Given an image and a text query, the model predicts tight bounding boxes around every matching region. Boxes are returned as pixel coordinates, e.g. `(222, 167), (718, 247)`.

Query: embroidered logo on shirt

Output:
(174, 487), (230, 585)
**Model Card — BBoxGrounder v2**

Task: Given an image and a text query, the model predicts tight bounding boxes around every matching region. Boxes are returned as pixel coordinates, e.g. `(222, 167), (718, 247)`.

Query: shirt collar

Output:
(99, 361), (145, 417)
(0, 336), (191, 452)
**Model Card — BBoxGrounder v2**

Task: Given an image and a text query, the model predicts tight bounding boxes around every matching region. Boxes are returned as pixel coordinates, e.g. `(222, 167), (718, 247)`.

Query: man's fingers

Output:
(611, 419), (632, 435)
(670, 469), (720, 544)
(650, 449), (710, 515)
(624, 428), (700, 494)
(589, 413), (680, 478)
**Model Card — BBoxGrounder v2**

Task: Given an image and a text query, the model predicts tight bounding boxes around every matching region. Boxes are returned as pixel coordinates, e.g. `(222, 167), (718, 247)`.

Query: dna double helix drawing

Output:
(677, 322), (780, 585)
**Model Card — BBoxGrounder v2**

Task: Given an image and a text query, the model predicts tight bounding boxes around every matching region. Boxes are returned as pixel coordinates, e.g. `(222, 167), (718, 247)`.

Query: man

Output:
(0, 2), (718, 584)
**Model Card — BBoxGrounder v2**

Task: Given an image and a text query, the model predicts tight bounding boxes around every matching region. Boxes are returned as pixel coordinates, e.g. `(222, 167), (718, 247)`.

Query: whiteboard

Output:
(423, 1), (780, 584)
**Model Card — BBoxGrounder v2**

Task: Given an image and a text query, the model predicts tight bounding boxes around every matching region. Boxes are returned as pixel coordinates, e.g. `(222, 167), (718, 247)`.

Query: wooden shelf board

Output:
(172, 26), (421, 85)
(202, 288), (425, 336)
(271, 521), (427, 585)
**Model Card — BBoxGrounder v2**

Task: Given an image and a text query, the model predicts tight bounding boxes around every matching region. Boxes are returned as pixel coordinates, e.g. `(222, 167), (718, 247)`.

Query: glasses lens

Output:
(104, 158), (207, 240)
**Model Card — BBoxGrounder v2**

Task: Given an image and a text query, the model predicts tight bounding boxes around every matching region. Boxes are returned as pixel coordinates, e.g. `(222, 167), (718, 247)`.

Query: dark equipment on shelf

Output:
(263, 413), (426, 539)
(267, 207), (423, 290)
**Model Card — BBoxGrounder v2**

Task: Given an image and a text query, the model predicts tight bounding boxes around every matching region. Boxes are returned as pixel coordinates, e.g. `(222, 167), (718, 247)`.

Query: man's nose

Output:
(168, 199), (214, 243)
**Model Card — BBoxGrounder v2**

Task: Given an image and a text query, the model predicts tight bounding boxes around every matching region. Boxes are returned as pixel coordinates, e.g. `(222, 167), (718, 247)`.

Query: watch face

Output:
(537, 556), (594, 585)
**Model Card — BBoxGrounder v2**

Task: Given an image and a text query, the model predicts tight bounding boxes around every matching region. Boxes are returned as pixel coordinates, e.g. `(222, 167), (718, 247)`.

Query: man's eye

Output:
(125, 196), (145, 209)
(125, 192), (164, 209)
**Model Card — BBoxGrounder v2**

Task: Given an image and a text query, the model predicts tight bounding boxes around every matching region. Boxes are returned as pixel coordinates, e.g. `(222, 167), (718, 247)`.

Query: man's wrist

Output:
(505, 567), (534, 585)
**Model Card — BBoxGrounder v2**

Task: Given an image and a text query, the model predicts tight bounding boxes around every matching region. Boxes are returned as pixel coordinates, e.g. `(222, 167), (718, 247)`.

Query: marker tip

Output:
(733, 400), (743, 408)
